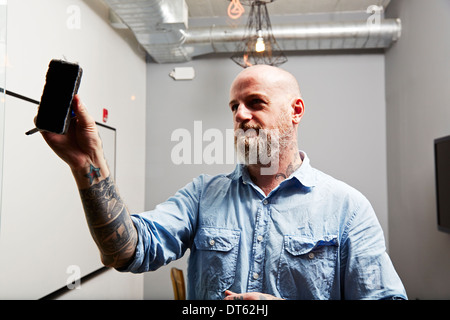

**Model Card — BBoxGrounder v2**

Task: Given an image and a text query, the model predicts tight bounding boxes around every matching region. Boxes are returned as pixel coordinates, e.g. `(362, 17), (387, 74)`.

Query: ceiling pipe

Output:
(104, 0), (401, 64)
(183, 19), (401, 60)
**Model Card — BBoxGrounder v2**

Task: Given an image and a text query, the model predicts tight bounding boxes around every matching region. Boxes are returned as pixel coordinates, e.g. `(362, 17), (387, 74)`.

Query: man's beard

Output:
(234, 111), (293, 173)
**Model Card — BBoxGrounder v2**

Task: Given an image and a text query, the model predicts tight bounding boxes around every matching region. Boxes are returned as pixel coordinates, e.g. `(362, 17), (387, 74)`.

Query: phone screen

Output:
(35, 60), (82, 134)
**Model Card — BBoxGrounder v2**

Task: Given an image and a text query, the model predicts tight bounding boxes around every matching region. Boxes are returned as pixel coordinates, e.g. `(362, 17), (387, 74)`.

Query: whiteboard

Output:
(97, 122), (116, 181)
(0, 94), (116, 299)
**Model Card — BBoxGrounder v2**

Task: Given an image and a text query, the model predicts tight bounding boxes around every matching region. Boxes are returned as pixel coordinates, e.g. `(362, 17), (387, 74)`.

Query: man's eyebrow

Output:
(228, 93), (271, 109)
(247, 93), (269, 101)
(229, 93), (269, 105)
(229, 99), (238, 107)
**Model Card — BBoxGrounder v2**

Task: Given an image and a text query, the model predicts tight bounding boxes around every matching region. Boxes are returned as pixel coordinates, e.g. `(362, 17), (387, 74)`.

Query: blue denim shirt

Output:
(123, 152), (407, 300)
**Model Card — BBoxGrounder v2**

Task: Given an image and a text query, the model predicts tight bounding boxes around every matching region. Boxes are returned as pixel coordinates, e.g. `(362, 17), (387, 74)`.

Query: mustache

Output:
(237, 122), (263, 131)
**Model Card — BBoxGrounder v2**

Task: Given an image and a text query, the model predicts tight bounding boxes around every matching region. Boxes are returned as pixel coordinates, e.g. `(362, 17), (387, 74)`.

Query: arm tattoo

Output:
(79, 176), (137, 268)
(85, 164), (101, 185)
(84, 164), (101, 185)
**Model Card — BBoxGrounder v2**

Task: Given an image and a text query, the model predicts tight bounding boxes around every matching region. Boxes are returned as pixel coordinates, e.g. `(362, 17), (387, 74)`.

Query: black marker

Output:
(25, 127), (39, 136)
(25, 110), (76, 135)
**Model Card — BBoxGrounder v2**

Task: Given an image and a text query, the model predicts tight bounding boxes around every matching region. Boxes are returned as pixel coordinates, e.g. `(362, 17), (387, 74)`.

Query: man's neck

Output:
(246, 146), (302, 196)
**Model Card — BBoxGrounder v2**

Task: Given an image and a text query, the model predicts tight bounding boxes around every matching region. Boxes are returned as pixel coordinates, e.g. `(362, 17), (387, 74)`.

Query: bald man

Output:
(42, 65), (407, 300)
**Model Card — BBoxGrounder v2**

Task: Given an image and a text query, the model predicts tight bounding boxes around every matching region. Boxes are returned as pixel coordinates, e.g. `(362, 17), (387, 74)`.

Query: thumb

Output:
(72, 95), (95, 128)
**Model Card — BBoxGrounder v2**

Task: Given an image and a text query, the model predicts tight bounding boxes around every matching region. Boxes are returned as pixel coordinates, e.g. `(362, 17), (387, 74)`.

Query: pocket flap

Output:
(195, 227), (240, 252)
(284, 235), (338, 256)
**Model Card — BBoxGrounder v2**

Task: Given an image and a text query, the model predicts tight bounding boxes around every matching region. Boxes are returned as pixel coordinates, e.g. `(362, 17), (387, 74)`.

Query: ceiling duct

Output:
(104, 0), (401, 64)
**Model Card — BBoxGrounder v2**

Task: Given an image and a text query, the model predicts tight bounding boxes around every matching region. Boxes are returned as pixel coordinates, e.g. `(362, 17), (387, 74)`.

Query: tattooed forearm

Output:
(79, 176), (137, 268)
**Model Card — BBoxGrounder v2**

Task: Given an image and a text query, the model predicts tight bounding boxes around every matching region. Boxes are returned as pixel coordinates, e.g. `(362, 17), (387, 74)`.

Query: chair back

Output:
(170, 267), (186, 300)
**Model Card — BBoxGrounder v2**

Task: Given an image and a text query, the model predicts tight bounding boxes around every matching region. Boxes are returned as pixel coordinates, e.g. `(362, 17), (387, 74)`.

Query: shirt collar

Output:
(291, 151), (317, 188)
(226, 150), (317, 188)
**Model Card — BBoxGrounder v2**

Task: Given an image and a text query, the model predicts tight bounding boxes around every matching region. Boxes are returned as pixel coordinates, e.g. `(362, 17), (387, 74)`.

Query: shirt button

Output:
(308, 252), (315, 259)
(257, 235), (263, 242)
(243, 181), (247, 185)
(253, 272), (259, 280)
(263, 199), (269, 205)
(209, 239), (215, 246)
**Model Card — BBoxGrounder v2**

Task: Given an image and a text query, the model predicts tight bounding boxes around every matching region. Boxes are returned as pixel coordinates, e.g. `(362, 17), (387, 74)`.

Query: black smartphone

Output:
(35, 59), (83, 134)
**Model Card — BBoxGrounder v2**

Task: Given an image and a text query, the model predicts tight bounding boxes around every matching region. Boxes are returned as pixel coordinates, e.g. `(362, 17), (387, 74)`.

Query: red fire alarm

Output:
(103, 108), (108, 123)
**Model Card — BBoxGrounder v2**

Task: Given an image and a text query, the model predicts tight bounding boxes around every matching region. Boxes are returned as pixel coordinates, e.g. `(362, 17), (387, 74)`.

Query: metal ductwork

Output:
(104, 0), (401, 64)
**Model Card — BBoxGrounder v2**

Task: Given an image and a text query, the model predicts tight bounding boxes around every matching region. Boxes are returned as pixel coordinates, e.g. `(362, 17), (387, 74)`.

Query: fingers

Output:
(223, 291), (283, 300)
(224, 290), (246, 300)
(40, 129), (60, 146)
(224, 290), (234, 296)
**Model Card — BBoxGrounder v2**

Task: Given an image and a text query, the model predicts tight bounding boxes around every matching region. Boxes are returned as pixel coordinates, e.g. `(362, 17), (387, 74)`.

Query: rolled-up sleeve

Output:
(118, 175), (204, 273)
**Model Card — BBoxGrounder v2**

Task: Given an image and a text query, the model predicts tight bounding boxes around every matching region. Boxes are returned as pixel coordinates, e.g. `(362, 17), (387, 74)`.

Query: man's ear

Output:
(292, 98), (305, 124)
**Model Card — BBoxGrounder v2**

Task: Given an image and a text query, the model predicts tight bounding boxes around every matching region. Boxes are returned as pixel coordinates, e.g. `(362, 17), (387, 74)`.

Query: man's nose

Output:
(235, 104), (252, 123)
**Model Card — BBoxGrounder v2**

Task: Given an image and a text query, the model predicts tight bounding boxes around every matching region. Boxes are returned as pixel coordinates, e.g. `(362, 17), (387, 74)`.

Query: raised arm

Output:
(41, 95), (137, 268)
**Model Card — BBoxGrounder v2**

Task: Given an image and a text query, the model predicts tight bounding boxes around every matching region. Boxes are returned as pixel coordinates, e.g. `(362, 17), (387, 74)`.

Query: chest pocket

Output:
(193, 227), (240, 299)
(277, 235), (339, 300)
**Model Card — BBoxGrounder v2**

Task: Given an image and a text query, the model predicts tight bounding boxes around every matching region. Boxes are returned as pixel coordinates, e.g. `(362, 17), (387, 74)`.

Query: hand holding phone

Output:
(34, 59), (83, 134)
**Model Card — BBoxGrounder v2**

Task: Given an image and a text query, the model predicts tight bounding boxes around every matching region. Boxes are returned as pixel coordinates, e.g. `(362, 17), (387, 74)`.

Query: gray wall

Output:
(144, 52), (388, 299)
(385, 0), (450, 299)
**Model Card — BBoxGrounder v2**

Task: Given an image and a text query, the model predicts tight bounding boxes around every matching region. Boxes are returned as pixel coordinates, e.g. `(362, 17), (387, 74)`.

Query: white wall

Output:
(385, 0), (450, 299)
(0, 0), (146, 299)
(144, 52), (387, 299)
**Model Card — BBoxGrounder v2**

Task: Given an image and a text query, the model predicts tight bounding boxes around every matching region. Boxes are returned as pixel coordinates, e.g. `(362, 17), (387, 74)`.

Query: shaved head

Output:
(231, 65), (301, 101)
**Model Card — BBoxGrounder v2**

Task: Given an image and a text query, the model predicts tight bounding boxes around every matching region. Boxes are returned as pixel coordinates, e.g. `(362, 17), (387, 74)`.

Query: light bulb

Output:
(255, 30), (265, 52)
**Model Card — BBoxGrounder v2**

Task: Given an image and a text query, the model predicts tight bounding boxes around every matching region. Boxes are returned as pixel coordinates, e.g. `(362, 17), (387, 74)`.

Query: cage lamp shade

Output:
(230, 0), (287, 68)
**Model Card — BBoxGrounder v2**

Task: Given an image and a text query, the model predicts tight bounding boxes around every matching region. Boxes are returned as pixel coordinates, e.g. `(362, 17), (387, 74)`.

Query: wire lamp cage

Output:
(230, 0), (287, 68)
